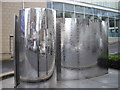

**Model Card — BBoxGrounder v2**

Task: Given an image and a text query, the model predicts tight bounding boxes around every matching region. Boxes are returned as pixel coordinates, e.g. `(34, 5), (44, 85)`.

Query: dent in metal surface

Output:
(57, 18), (108, 80)
(18, 8), (56, 81)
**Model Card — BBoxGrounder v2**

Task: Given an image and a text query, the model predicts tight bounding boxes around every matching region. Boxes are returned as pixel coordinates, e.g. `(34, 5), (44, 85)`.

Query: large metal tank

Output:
(15, 8), (56, 82)
(57, 18), (108, 80)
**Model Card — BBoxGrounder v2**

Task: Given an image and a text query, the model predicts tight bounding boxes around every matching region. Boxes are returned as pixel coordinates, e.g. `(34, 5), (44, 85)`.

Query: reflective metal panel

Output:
(18, 8), (56, 81)
(58, 18), (108, 80)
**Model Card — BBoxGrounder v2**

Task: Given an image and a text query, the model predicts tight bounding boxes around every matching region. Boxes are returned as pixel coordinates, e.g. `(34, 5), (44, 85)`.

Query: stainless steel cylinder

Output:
(57, 18), (108, 80)
(18, 8), (56, 81)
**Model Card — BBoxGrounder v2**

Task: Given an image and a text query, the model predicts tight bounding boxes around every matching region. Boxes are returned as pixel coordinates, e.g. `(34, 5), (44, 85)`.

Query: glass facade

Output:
(65, 12), (74, 18)
(53, 2), (63, 11)
(64, 3), (74, 12)
(75, 5), (84, 13)
(56, 10), (63, 18)
(47, 2), (120, 37)
(75, 13), (84, 18)
(77, 1), (119, 10)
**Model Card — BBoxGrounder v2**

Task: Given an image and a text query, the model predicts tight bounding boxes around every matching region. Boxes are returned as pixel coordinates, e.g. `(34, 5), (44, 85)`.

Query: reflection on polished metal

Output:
(57, 18), (108, 80)
(18, 8), (56, 82)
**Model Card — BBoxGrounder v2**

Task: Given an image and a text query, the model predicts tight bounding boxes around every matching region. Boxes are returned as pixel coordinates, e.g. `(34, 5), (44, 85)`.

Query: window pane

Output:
(108, 12), (115, 18)
(53, 2), (63, 11)
(115, 19), (119, 37)
(47, 2), (51, 8)
(102, 17), (108, 23)
(56, 11), (63, 18)
(64, 3), (74, 12)
(75, 5), (84, 13)
(85, 14), (94, 22)
(109, 19), (114, 27)
(114, 12), (119, 18)
(109, 2), (116, 9)
(75, 13), (84, 18)
(94, 8), (101, 16)
(97, 2), (103, 6)
(116, 19), (119, 27)
(85, 14), (92, 19)
(101, 10), (108, 17)
(118, 13), (120, 19)
(94, 16), (99, 22)
(85, 7), (93, 14)
(103, 1), (109, 7)
(65, 12), (74, 18)
(109, 18), (115, 37)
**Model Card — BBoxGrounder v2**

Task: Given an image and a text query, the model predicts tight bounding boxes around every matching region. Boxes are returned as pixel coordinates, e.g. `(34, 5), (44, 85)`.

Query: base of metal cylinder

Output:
(61, 65), (108, 80)
(20, 62), (55, 83)
(20, 64), (55, 83)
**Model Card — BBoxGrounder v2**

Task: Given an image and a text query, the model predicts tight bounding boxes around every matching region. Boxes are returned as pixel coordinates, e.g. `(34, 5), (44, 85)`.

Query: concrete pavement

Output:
(0, 69), (119, 88)
(0, 60), (14, 79)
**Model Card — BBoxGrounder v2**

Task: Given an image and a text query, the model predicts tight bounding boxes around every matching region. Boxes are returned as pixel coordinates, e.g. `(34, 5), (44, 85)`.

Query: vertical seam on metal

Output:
(84, 7), (85, 19)
(74, 5), (75, 18)
(63, 3), (65, 18)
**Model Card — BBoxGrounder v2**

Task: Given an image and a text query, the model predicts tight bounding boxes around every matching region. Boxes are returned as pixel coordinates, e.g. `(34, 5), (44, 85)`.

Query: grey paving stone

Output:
(1, 69), (119, 88)
(1, 77), (14, 88)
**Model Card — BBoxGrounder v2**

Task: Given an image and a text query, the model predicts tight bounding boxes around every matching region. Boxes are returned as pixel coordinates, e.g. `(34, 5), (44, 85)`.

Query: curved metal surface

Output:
(18, 8), (56, 81)
(60, 18), (108, 68)
(57, 18), (108, 80)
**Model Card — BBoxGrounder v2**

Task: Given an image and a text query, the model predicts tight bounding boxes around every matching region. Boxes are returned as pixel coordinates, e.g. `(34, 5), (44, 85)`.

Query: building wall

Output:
(1, 2), (46, 60)
(2, 2), (23, 60)
(0, 2), (2, 60)
(24, 2), (46, 8)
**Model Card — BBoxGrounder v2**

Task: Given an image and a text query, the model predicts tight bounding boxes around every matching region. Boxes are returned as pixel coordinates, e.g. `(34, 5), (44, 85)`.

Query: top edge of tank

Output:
(19, 8), (56, 11)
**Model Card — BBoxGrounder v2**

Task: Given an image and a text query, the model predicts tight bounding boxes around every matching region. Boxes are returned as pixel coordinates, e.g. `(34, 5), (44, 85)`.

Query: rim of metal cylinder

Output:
(20, 64), (55, 83)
